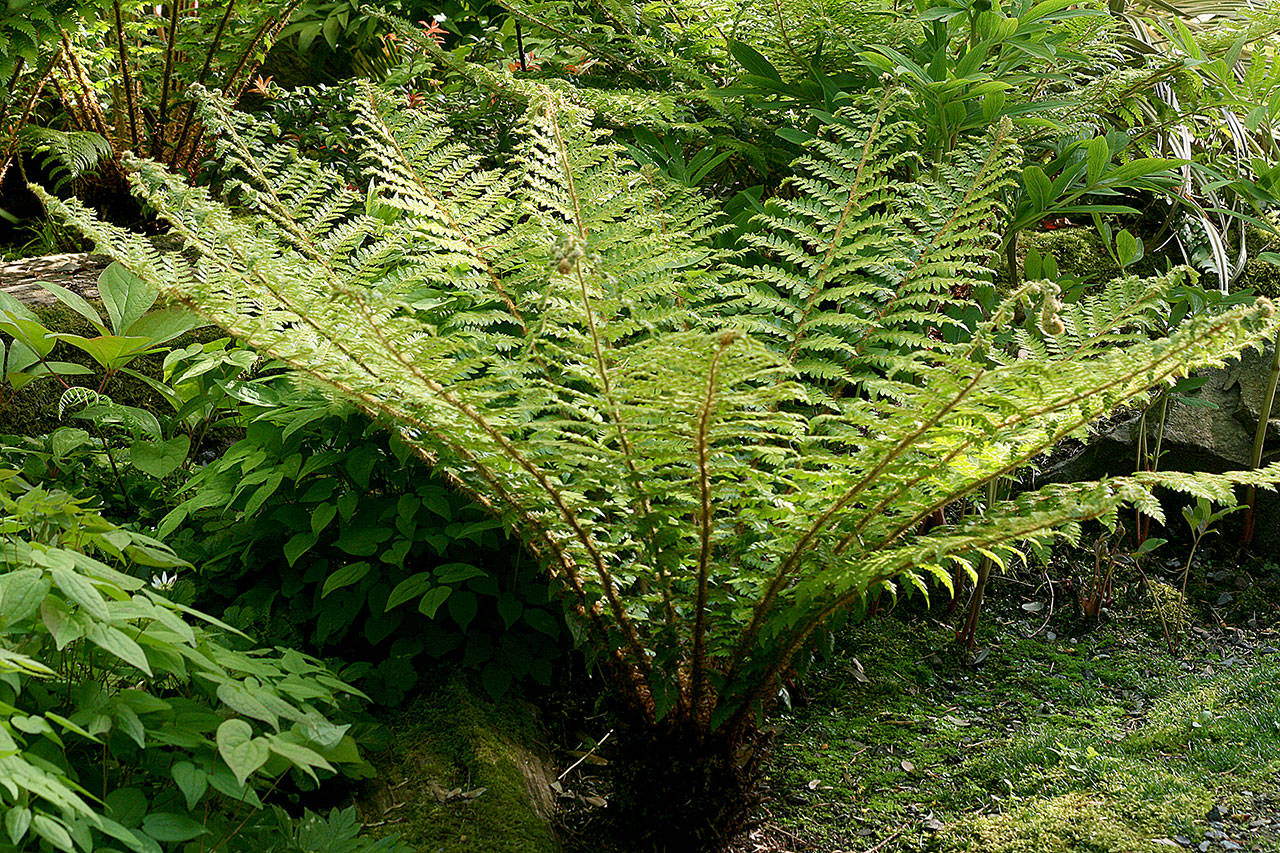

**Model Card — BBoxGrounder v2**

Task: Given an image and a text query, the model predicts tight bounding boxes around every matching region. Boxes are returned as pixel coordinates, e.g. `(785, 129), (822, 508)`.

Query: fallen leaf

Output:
(849, 658), (869, 683)
(901, 759), (915, 773)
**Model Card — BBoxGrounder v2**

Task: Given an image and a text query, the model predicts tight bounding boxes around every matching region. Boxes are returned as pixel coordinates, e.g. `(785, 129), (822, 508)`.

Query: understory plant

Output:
(159, 388), (565, 706)
(41, 81), (1280, 847)
(0, 468), (372, 851)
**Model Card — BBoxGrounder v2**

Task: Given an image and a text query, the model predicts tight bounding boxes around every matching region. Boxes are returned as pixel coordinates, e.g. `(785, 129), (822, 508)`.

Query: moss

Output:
(363, 678), (560, 853)
(1233, 257), (1280, 300)
(0, 303), (224, 437)
(953, 790), (1211, 852)
(1020, 227), (1124, 282)
(762, 608), (1280, 852)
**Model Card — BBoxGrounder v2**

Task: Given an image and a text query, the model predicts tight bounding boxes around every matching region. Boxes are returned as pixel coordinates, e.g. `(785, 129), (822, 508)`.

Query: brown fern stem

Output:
(111, 1), (143, 152)
(169, 0), (236, 169)
(691, 334), (733, 723)
(154, 0), (185, 160)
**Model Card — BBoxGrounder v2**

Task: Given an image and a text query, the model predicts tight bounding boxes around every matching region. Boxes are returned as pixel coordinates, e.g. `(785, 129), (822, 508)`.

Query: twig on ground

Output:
(558, 728), (613, 782)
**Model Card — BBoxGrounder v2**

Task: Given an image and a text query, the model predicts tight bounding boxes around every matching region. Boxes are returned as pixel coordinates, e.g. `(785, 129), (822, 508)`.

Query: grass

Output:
(759, 575), (1280, 852)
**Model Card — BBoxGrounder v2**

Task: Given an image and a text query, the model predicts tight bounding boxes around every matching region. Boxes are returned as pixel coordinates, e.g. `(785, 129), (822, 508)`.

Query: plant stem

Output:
(1243, 330), (1280, 545)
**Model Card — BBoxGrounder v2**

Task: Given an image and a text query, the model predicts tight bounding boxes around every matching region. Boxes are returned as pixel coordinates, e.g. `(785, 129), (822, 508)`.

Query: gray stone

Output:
(1039, 345), (1280, 549)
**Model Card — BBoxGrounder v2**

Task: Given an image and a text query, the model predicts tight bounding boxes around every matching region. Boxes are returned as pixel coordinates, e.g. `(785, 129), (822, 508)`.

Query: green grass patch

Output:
(764, 614), (1280, 852)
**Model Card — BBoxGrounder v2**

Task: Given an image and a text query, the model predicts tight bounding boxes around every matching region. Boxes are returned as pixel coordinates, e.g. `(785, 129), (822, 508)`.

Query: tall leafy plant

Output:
(0, 469), (370, 852)
(8, 0), (300, 199)
(42, 82), (1280, 845)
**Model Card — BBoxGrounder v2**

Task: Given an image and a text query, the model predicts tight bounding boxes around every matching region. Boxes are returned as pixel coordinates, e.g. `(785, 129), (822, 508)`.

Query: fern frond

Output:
(39, 81), (1280, 736)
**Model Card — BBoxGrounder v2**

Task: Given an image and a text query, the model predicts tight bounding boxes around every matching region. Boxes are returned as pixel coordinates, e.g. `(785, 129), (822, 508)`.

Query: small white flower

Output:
(150, 571), (177, 591)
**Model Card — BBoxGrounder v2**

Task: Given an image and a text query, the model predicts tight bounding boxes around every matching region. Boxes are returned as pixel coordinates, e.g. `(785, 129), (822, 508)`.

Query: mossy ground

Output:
(361, 677), (560, 853)
(754, 569), (1280, 853)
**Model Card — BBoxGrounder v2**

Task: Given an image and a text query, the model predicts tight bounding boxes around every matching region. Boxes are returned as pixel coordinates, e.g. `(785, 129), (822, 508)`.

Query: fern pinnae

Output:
(863, 296), (1278, 554)
(115, 163), (652, 675)
(352, 84), (529, 329)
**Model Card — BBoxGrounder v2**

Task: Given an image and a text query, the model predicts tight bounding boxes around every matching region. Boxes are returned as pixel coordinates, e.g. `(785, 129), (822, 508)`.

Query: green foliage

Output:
(161, 391), (564, 705)
(0, 468), (371, 852)
(42, 78), (1280, 841)
(21, 128), (111, 191)
(241, 806), (413, 853)
(0, 0), (78, 188)
(0, 263), (250, 522)
(3, 0), (301, 205)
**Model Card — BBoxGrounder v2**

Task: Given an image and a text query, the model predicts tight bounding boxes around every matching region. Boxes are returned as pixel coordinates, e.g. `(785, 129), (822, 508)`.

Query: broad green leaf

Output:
(0, 314), (57, 358)
(123, 306), (198, 344)
(140, 812), (208, 843)
(55, 334), (154, 370)
(434, 563), (485, 584)
(31, 815), (74, 853)
(321, 562), (370, 598)
(98, 262), (158, 336)
(417, 585), (451, 619)
(5, 807), (30, 844)
(311, 502), (339, 536)
(49, 565), (109, 622)
(727, 40), (781, 82)
(447, 590), (478, 631)
(171, 762), (207, 811)
(1085, 136), (1110, 186)
(386, 573), (433, 611)
(0, 569), (50, 628)
(1022, 165), (1052, 213)
(129, 435), (190, 479)
(1116, 229), (1143, 267)
(216, 682), (278, 728)
(284, 532), (317, 567)
(34, 280), (104, 330)
(86, 623), (153, 675)
(267, 734), (334, 781)
(49, 427), (94, 459)
(216, 719), (269, 787)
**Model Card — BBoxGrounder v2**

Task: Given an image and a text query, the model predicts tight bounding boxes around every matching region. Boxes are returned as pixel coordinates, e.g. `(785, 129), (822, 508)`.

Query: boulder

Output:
(1040, 341), (1280, 550)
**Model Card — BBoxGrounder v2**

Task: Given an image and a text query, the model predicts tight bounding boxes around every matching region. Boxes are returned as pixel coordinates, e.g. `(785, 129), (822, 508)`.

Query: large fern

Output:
(40, 80), (1280, 845)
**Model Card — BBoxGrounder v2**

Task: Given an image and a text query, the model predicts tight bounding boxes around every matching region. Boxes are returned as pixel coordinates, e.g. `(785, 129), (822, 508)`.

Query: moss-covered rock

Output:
(363, 679), (560, 853)
(1019, 226), (1125, 282)
(0, 303), (222, 437)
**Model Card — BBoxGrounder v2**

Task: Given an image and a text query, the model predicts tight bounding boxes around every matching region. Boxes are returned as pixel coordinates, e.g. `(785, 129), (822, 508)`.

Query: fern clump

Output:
(39, 81), (1280, 847)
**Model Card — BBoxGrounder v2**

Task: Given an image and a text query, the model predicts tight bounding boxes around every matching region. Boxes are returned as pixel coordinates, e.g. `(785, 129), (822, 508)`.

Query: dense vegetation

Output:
(1, 0), (1279, 850)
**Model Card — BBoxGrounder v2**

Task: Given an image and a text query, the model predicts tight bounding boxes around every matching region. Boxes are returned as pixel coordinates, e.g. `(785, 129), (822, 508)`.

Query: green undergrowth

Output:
(0, 303), (223, 435)
(360, 677), (560, 853)
(765, 601), (1280, 852)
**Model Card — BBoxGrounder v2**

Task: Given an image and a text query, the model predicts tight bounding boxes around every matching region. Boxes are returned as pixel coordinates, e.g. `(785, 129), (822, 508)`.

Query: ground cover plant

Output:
(748, 556), (1280, 853)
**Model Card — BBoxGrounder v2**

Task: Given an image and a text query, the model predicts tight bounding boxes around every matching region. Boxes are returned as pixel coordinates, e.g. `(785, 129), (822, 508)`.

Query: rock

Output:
(1038, 343), (1280, 550)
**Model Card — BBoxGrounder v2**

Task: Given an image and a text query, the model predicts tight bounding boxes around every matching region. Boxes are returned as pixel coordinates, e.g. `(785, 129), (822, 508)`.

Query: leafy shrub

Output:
(45, 82), (1280, 847)
(230, 806), (413, 853)
(0, 262), (256, 520)
(160, 391), (565, 705)
(0, 467), (373, 851)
